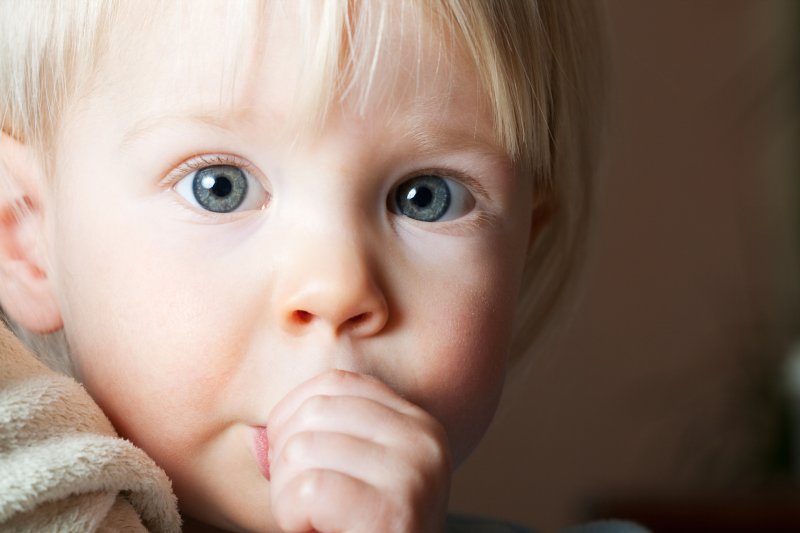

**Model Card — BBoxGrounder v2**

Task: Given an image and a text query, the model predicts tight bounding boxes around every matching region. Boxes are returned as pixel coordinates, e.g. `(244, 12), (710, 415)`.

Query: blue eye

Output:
(392, 174), (473, 222)
(175, 163), (268, 213)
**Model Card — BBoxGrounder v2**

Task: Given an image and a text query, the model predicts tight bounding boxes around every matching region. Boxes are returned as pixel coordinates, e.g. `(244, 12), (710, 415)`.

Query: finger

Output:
(272, 468), (381, 533)
(270, 430), (399, 492)
(268, 393), (423, 466)
(267, 370), (425, 444)
(267, 373), (450, 490)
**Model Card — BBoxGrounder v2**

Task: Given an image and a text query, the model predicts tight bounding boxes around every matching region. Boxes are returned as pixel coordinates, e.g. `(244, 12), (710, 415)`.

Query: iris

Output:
(192, 165), (248, 213)
(395, 175), (451, 222)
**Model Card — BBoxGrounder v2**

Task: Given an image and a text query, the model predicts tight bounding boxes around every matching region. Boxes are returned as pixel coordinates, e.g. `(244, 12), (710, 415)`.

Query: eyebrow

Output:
(394, 99), (509, 159)
(119, 110), (252, 150)
(119, 107), (511, 167)
(403, 124), (508, 161)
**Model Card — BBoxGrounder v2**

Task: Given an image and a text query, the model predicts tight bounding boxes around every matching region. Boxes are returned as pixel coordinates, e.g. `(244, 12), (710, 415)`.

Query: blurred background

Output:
(449, 1), (800, 531)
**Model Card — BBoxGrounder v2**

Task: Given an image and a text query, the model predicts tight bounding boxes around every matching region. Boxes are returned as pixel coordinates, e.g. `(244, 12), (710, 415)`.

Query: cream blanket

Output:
(0, 325), (181, 532)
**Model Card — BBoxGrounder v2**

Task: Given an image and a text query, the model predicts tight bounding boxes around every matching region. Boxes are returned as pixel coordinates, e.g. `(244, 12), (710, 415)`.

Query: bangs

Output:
(2, 1), (552, 177)
(285, 0), (551, 171)
(0, 1), (116, 153)
(163, 0), (547, 171)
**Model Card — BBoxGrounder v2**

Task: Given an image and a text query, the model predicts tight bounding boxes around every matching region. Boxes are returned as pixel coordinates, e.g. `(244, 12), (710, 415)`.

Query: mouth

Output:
(253, 426), (270, 481)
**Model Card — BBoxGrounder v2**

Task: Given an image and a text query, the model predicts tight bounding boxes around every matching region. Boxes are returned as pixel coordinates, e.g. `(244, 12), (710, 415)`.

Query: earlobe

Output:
(0, 133), (63, 333)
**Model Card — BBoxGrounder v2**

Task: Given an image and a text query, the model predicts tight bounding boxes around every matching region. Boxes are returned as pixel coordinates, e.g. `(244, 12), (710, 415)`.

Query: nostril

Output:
(292, 310), (313, 324)
(287, 309), (383, 334)
(348, 312), (371, 326)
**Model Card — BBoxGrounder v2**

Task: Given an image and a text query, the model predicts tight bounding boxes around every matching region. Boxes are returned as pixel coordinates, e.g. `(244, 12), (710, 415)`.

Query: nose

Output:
(275, 239), (389, 339)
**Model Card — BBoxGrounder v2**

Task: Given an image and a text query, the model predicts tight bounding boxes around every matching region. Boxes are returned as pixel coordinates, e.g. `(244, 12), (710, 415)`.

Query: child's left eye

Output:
(174, 163), (268, 213)
(390, 174), (475, 222)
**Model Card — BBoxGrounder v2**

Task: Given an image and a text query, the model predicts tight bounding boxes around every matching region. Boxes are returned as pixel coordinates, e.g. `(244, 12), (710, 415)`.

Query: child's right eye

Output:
(173, 161), (269, 214)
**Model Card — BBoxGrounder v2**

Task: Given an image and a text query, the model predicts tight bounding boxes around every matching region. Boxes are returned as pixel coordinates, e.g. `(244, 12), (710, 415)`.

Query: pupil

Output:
(409, 187), (432, 207)
(209, 176), (232, 198)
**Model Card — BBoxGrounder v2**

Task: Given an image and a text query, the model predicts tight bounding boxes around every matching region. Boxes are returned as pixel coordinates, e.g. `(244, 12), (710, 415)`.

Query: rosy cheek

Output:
(404, 282), (511, 465)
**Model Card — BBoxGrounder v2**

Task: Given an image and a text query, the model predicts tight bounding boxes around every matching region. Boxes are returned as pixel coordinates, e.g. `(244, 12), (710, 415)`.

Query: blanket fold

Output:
(0, 324), (181, 532)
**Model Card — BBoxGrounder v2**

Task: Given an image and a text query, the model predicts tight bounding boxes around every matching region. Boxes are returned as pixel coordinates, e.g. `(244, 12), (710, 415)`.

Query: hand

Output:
(267, 369), (451, 533)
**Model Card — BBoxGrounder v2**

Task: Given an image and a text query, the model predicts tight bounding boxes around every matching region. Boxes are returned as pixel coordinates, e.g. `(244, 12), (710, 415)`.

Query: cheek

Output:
(49, 197), (250, 452)
(399, 234), (527, 466)
(418, 304), (509, 467)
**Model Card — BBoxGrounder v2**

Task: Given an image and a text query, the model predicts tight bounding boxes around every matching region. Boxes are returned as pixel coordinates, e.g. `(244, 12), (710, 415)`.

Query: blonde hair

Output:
(0, 0), (605, 371)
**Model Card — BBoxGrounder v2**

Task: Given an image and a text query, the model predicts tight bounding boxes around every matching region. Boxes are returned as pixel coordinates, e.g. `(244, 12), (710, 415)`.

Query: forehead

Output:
(84, 1), (497, 149)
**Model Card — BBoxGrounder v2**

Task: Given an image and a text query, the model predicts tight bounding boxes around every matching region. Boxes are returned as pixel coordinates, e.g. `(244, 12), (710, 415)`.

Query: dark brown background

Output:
(450, 1), (800, 531)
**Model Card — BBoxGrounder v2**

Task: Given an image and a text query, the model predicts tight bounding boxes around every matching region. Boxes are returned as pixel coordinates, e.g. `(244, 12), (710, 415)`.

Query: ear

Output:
(0, 133), (63, 333)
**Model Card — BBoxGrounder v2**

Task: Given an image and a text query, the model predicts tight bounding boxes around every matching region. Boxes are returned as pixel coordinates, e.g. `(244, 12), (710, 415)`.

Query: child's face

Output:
(39, 4), (533, 531)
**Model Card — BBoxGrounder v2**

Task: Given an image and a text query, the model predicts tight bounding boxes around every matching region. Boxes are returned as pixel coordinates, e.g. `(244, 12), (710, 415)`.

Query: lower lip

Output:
(253, 426), (270, 481)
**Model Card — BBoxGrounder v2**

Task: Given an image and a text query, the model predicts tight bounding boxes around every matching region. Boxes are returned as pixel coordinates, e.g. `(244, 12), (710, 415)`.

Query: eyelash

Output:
(162, 153), (258, 186)
(162, 154), (496, 229)
(161, 153), (268, 223)
(393, 168), (498, 231)
(421, 168), (487, 200)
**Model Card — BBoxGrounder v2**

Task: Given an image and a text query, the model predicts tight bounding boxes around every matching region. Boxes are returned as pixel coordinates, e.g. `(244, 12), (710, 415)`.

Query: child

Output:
(0, 1), (622, 531)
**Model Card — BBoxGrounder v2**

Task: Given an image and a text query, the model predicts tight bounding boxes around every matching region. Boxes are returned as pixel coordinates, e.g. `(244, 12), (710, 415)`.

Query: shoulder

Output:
(0, 322), (118, 441)
(559, 520), (652, 533)
(446, 515), (651, 533)
(0, 323), (181, 532)
(446, 514), (536, 533)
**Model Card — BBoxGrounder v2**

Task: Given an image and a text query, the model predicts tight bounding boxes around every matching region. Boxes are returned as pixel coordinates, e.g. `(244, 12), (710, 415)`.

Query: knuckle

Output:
(411, 419), (450, 466)
(322, 368), (384, 391)
(376, 485), (419, 533)
(271, 497), (296, 532)
(281, 431), (314, 464)
(295, 468), (325, 504)
(323, 368), (353, 386)
(298, 394), (332, 424)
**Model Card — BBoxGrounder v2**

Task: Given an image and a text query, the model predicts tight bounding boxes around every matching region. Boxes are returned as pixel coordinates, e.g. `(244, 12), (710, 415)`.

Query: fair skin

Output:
(0, 4), (535, 533)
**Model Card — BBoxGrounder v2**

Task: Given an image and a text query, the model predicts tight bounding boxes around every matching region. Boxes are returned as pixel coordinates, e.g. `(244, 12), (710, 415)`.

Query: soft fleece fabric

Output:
(0, 323), (181, 532)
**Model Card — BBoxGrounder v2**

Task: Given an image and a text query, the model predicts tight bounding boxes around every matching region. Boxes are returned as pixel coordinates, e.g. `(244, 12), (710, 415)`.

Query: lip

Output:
(252, 426), (270, 481)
